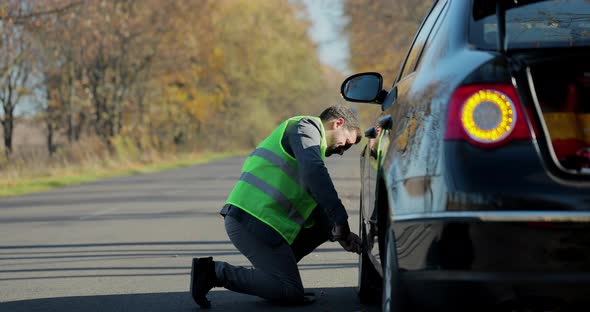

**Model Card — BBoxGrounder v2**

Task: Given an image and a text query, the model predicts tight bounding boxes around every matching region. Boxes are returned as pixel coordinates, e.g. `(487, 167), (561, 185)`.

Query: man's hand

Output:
(338, 232), (362, 254)
(330, 223), (362, 254)
(330, 223), (351, 242)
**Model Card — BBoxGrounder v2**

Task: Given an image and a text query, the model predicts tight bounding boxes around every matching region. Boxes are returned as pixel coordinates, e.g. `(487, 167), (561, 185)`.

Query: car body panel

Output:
(350, 0), (590, 308)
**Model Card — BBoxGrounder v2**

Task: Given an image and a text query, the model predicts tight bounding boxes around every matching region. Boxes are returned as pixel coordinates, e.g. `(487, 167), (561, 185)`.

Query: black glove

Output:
(330, 222), (362, 254)
(338, 232), (362, 254)
(329, 222), (351, 242)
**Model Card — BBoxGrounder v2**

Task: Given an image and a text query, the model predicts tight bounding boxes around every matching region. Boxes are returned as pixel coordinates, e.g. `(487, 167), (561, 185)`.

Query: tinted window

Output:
(398, 0), (447, 80)
(470, 0), (590, 49)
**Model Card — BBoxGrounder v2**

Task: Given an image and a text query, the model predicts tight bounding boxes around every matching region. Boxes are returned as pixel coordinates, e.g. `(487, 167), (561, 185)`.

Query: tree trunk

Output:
(2, 117), (13, 157)
(46, 117), (55, 156)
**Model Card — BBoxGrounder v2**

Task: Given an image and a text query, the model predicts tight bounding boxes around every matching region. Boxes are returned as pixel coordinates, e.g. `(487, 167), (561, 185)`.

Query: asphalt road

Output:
(0, 147), (379, 312)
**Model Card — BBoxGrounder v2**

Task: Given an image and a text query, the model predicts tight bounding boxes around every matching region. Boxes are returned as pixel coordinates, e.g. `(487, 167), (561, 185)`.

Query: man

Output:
(191, 104), (363, 308)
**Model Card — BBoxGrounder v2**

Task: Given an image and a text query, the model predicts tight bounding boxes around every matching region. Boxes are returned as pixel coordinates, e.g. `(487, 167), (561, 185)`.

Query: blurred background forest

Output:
(0, 0), (429, 188)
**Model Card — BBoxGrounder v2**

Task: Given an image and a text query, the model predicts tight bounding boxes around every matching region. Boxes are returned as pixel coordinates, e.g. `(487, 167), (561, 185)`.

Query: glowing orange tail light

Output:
(445, 84), (532, 147)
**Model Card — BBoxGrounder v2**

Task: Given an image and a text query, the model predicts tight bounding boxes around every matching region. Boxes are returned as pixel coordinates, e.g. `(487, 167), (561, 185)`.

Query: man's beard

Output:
(325, 147), (334, 157)
(324, 145), (339, 157)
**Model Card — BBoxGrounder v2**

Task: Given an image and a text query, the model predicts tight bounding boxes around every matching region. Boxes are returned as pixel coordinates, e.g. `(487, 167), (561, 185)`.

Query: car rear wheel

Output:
(357, 201), (381, 303)
(382, 224), (410, 312)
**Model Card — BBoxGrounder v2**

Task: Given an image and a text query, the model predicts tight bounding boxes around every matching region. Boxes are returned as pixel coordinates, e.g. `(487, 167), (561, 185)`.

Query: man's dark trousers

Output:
(214, 207), (332, 304)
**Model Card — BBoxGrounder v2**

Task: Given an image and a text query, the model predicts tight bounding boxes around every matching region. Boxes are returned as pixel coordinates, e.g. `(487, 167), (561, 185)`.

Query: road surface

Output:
(0, 147), (379, 312)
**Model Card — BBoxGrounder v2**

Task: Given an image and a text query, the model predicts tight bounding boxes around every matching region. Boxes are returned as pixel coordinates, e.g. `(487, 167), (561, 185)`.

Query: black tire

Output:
(357, 208), (382, 303)
(382, 224), (410, 312)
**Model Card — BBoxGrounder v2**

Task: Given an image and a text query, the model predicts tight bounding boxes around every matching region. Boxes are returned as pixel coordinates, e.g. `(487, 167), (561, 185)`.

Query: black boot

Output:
(190, 257), (217, 309)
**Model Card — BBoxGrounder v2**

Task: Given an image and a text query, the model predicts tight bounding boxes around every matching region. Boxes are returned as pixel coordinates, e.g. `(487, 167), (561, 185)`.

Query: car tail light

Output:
(445, 84), (532, 148)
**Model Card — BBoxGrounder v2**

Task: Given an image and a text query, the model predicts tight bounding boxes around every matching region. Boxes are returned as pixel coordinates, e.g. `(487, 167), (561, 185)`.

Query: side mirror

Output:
(364, 126), (378, 139)
(340, 72), (386, 103)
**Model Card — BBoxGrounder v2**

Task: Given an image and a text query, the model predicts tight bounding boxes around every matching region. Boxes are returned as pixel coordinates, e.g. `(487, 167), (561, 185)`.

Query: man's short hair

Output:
(319, 104), (362, 144)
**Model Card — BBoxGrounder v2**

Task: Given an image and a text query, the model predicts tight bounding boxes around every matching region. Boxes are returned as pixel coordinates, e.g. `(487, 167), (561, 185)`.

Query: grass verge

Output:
(0, 150), (244, 198)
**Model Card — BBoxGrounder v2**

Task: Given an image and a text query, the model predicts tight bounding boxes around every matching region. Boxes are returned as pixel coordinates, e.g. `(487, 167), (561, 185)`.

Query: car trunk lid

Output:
(470, 0), (590, 175)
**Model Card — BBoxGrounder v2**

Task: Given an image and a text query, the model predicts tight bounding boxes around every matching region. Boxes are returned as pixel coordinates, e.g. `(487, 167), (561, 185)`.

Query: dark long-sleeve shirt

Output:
(220, 117), (348, 244)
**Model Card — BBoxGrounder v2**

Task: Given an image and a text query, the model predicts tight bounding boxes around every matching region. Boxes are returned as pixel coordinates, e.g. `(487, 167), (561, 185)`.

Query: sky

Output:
(300, 0), (351, 75)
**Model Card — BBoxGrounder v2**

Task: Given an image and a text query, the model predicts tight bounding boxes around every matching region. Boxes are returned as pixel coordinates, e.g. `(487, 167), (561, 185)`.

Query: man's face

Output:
(325, 119), (358, 157)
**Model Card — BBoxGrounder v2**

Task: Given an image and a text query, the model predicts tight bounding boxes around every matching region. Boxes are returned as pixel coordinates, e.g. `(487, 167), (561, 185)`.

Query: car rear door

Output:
(371, 0), (449, 267)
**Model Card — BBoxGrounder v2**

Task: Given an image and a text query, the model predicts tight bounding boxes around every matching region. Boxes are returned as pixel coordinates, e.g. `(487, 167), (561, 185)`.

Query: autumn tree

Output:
(344, 0), (431, 86)
(5, 0), (330, 164)
(210, 0), (327, 147)
(0, 1), (34, 156)
(32, 8), (77, 154)
(150, 0), (328, 150)
(343, 0), (431, 126)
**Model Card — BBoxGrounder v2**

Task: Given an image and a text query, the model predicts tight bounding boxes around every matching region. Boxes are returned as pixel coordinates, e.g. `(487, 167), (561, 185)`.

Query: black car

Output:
(341, 0), (590, 311)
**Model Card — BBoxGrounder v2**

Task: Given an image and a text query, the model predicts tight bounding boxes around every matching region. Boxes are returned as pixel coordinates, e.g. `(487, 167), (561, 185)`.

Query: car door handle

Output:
(377, 115), (393, 130)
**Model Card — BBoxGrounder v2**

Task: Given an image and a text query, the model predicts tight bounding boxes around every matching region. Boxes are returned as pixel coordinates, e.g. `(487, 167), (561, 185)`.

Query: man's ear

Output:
(327, 118), (343, 130)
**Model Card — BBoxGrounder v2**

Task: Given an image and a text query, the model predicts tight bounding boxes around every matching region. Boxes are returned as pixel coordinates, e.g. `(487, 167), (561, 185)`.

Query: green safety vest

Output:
(226, 116), (327, 245)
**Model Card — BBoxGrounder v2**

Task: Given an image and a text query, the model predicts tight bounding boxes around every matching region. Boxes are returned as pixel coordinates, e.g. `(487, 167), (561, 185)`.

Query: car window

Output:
(398, 0), (448, 81)
(418, 2), (451, 71)
(470, 0), (590, 49)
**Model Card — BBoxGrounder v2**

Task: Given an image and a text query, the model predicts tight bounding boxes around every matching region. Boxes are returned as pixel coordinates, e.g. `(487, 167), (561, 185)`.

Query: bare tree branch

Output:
(0, 50), (23, 82)
(0, 1), (84, 24)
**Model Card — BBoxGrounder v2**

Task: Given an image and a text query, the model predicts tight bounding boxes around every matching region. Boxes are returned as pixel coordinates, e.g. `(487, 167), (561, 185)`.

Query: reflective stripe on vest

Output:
(239, 172), (305, 227)
(225, 116), (326, 244)
(250, 148), (299, 182)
